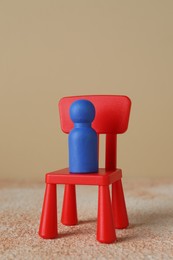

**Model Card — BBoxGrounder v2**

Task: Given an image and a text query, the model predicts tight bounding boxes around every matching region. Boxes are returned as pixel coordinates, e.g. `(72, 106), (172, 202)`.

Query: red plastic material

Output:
(105, 134), (117, 171)
(59, 95), (131, 134)
(61, 184), (78, 225)
(112, 180), (129, 229)
(39, 184), (58, 239)
(39, 95), (131, 243)
(46, 168), (122, 186)
(97, 185), (116, 243)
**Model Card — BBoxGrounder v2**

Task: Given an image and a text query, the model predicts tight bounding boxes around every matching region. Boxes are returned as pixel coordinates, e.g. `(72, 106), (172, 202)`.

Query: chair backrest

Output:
(59, 95), (131, 134)
(58, 95), (131, 170)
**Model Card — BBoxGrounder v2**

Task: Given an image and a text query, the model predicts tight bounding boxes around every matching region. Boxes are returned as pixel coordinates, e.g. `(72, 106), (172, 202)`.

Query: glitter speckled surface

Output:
(0, 180), (173, 259)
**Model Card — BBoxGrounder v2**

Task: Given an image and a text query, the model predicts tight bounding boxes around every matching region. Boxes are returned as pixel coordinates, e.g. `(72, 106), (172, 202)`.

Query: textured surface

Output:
(0, 179), (173, 260)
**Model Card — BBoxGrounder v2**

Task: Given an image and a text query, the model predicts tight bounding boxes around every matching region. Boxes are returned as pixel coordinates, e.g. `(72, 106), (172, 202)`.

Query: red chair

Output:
(39, 95), (131, 244)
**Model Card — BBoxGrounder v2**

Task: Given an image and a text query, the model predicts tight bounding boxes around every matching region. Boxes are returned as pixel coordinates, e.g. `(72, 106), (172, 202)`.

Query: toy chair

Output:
(39, 95), (131, 244)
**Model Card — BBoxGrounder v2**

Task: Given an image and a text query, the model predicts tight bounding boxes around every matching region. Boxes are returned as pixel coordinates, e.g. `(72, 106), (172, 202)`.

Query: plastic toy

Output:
(69, 99), (98, 173)
(39, 95), (131, 244)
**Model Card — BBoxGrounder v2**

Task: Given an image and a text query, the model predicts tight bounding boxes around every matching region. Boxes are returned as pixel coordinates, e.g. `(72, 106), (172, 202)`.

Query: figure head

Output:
(70, 99), (96, 123)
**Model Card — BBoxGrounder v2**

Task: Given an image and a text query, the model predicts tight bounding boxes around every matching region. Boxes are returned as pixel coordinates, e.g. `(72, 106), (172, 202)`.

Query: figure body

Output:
(69, 99), (98, 173)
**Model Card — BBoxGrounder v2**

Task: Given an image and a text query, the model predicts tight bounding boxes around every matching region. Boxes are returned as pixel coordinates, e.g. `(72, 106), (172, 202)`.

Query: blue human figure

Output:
(69, 99), (98, 173)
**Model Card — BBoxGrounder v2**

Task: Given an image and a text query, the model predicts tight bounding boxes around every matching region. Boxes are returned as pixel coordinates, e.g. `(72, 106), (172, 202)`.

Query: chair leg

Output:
(61, 184), (78, 226)
(97, 185), (116, 243)
(39, 183), (58, 238)
(112, 179), (129, 229)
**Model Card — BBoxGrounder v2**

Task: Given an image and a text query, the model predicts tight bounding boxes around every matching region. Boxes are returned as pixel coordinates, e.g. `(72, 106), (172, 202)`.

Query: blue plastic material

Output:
(69, 99), (98, 173)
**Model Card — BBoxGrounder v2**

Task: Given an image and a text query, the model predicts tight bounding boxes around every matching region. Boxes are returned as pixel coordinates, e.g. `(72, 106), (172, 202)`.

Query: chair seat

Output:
(46, 168), (122, 186)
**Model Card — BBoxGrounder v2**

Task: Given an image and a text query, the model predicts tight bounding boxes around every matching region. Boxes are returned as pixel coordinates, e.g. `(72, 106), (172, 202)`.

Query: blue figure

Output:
(69, 99), (98, 173)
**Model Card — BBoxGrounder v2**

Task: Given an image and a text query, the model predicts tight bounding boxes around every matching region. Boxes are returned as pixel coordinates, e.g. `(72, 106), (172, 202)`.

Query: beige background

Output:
(0, 0), (173, 181)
